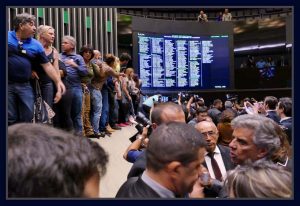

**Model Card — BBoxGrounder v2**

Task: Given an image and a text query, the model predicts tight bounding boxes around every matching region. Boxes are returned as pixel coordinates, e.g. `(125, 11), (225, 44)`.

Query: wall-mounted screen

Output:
(137, 32), (230, 90)
(132, 16), (234, 93)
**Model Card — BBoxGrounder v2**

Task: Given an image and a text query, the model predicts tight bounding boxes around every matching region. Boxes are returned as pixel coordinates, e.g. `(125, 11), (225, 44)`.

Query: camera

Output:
(129, 112), (153, 142)
(226, 93), (238, 103)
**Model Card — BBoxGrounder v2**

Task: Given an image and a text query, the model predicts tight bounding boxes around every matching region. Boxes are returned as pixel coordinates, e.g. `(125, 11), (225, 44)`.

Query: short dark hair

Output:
(278, 97), (292, 117)
(219, 109), (235, 123)
(79, 44), (95, 60)
(13, 13), (36, 31)
(119, 52), (131, 62)
(8, 123), (108, 197)
(146, 122), (206, 171)
(213, 99), (222, 106)
(150, 102), (183, 125)
(196, 106), (208, 115)
(264, 96), (278, 110)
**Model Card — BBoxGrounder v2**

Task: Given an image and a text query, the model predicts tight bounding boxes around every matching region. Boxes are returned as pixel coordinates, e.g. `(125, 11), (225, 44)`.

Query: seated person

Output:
(8, 123), (108, 197)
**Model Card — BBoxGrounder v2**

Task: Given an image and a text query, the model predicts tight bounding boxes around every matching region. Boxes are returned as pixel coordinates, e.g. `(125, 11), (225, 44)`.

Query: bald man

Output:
(195, 121), (234, 197)
(127, 102), (186, 178)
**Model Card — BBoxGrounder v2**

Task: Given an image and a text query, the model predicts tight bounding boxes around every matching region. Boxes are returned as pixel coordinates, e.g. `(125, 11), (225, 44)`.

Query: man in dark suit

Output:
(207, 99), (223, 126)
(277, 97), (292, 144)
(126, 102), (186, 178)
(116, 122), (207, 198)
(263, 96), (280, 123)
(195, 121), (234, 197)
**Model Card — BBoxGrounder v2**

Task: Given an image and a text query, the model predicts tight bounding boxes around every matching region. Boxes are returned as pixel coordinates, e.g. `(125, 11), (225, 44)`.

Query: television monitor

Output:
(132, 16), (234, 93)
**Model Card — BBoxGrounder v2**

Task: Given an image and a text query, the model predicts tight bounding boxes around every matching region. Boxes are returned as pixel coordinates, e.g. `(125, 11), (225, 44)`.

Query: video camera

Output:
(226, 93), (238, 102)
(129, 112), (153, 142)
(178, 92), (203, 103)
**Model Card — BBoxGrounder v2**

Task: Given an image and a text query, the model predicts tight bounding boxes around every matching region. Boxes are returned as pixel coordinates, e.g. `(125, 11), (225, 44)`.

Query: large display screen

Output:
(137, 32), (231, 91)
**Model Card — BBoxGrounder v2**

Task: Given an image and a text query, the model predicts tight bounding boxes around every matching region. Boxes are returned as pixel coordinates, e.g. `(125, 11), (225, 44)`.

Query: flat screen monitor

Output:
(135, 32), (231, 91)
(132, 16), (234, 93)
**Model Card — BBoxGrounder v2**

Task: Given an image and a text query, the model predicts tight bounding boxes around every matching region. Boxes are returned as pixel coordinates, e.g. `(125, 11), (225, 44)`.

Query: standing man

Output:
(229, 114), (291, 171)
(277, 97), (292, 144)
(8, 13), (65, 125)
(116, 122), (207, 198)
(222, 9), (232, 21)
(195, 121), (234, 197)
(197, 10), (208, 22)
(60, 35), (88, 136)
(119, 52), (131, 72)
(260, 96), (280, 123)
(208, 99), (223, 126)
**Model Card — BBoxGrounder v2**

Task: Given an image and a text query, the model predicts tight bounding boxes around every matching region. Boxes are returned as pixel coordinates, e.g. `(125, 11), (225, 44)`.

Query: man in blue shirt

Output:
(60, 35), (88, 136)
(8, 13), (65, 125)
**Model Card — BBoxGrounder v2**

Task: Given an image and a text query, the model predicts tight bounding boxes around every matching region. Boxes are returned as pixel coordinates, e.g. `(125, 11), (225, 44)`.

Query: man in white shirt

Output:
(195, 121), (234, 197)
(222, 9), (232, 21)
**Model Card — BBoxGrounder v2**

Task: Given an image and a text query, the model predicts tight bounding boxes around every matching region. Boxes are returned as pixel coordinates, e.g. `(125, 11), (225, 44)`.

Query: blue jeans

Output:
(8, 82), (34, 125)
(40, 81), (54, 109)
(99, 88), (109, 132)
(90, 88), (102, 134)
(69, 87), (83, 135)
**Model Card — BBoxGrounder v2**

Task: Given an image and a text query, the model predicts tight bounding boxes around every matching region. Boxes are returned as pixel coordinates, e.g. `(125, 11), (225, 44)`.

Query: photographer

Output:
(123, 126), (149, 163)
(127, 102), (186, 178)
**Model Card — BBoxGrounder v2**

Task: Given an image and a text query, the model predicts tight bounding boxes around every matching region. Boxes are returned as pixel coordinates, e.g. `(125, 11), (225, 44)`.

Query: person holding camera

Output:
(123, 126), (149, 163)
(126, 102), (186, 179)
(116, 122), (207, 198)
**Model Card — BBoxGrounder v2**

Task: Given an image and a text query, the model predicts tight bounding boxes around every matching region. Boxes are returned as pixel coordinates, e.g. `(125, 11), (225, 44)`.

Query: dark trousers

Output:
(108, 91), (117, 127)
(53, 89), (73, 131)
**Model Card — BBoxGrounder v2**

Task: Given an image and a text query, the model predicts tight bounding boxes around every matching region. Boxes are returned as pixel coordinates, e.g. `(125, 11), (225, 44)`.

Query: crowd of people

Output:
(8, 13), (142, 139)
(8, 12), (293, 198)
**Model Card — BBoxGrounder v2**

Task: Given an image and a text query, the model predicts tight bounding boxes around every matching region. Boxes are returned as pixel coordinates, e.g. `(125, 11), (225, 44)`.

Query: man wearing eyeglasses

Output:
(194, 121), (234, 197)
(8, 13), (65, 125)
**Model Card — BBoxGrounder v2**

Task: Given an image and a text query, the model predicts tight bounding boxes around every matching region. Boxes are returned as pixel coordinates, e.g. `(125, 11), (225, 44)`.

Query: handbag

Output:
(32, 79), (55, 124)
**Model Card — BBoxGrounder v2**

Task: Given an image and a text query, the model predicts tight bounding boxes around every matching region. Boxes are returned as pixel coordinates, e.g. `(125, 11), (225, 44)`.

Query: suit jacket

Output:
(203, 144), (234, 171)
(266, 110), (280, 124)
(116, 176), (161, 198)
(280, 118), (292, 144)
(203, 144), (234, 198)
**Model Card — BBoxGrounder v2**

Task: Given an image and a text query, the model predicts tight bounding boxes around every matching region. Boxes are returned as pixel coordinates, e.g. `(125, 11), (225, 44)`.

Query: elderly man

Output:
(116, 122), (207, 198)
(194, 121), (234, 197)
(229, 114), (291, 171)
(8, 13), (65, 125)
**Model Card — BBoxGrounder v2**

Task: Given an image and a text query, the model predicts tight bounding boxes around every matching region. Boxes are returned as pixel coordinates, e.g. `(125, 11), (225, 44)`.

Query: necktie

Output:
(208, 152), (222, 181)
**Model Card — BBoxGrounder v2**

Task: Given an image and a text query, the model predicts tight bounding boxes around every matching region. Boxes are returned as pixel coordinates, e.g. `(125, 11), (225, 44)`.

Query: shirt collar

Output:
(280, 117), (292, 122)
(141, 170), (175, 198)
(11, 30), (32, 43)
(205, 145), (220, 156)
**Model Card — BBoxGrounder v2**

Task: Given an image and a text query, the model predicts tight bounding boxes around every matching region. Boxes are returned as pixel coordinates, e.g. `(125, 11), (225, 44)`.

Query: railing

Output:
(118, 8), (292, 21)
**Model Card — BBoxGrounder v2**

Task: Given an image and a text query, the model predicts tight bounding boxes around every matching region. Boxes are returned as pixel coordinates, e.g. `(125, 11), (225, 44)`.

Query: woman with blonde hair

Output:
(35, 25), (60, 109)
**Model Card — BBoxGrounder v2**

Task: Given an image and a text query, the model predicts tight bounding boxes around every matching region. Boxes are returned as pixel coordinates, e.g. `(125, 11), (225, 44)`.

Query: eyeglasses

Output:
(201, 131), (216, 137)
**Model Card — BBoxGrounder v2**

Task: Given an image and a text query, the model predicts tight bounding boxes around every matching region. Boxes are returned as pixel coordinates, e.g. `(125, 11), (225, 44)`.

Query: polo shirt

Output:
(8, 31), (49, 82)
